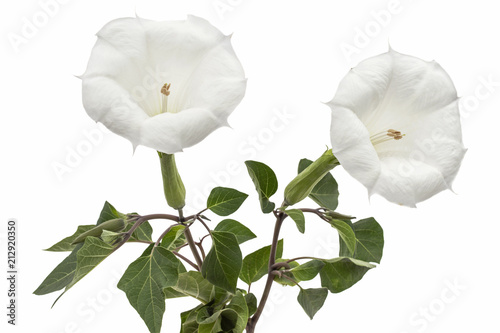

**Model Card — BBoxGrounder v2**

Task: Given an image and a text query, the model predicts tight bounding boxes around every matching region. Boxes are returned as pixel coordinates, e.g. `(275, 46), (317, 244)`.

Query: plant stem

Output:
(173, 251), (198, 270)
(179, 209), (204, 271)
(130, 213), (180, 222)
(246, 211), (286, 333)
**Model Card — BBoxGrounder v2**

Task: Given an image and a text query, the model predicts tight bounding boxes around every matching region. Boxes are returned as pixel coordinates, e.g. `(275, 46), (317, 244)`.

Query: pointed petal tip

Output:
(323, 99), (335, 108)
(131, 142), (139, 155)
(219, 118), (231, 128)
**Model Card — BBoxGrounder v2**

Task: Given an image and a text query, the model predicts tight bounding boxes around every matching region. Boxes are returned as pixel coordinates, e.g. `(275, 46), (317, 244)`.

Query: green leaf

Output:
(214, 219), (256, 244)
(96, 201), (125, 225)
(162, 287), (186, 300)
(44, 226), (95, 252)
(297, 288), (328, 319)
(49, 237), (117, 306)
(45, 204), (152, 252)
(202, 231), (242, 294)
(245, 293), (258, 316)
(285, 209), (306, 233)
(129, 221), (154, 243)
(65, 237), (115, 291)
(225, 291), (249, 333)
(160, 224), (186, 250)
(339, 217), (384, 264)
(328, 219), (356, 255)
(291, 260), (325, 282)
(71, 218), (126, 244)
(244, 160), (278, 213)
(164, 271), (228, 304)
(298, 159), (339, 210)
(33, 244), (82, 295)
(240, 239), (284, 285)
(181, 304), (204, 333)
(198, 318), (222, 333)
(118, 245), (184, 333)
(319, 257), (375, 293)
(207, 187), (248, 216)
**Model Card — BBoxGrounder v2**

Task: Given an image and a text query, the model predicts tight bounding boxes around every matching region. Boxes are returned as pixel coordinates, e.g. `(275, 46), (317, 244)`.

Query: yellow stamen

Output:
(370, 129), (405, 146)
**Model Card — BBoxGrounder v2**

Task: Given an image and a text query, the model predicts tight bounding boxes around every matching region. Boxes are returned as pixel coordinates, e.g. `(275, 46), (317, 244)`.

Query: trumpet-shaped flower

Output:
(81, 16), (246, 153)
(328, 49), (466, 207)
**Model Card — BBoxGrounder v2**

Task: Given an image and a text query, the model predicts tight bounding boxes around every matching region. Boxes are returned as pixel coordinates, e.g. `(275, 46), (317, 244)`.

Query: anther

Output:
(161, 83), (171, 96)
(161, 83), (171, 113)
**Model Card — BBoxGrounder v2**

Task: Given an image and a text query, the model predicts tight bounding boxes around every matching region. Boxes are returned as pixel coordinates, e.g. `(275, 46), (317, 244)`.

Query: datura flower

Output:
(81, 16), (246, 153)
(327, 49), (466, 207)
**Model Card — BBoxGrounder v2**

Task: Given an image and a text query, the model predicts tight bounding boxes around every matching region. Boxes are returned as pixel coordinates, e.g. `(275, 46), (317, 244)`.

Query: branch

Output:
(180, 209), (204, 271)
(246, 211), (287, 333)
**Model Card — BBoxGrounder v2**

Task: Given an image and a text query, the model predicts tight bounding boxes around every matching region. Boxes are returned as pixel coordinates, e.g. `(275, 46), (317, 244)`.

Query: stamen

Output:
(370, 129), (405, 146)
(161, 83), (171, 113)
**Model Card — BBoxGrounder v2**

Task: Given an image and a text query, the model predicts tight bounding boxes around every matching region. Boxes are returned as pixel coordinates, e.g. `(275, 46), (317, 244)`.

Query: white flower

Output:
(81, 16), (246, 153)
(327, 49), (466, 207)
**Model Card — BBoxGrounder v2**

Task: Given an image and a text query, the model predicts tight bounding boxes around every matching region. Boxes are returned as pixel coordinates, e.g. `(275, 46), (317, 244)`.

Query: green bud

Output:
(284, 149), (339, 206)
(71, 218), (126, 244)
(159, 152), (186, 210)
(324, 211), (355, 220)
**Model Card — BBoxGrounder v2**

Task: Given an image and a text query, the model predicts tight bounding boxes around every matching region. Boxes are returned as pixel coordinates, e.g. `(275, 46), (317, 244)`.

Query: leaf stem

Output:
(172, 251), (199, 270)
(299, 208), (330, 222)
(196, 243), (206, 260)
(111, 215), (149, 253)
(272, 271), (301, 288)
(286, 256), (322, 263)
(154, 223), (180, 248)
(129, 213), (180, 222)
(197, 216), (212, 235)
(184, 207), (208, 222)
(246, 211), (286, 333)
(179, 209), (204, 271)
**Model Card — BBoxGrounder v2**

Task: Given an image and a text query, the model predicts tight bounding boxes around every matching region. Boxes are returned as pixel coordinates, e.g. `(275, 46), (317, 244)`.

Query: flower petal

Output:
(328, 104), (380, 189)
(139, 108), (225, 154)
(82, 76), (148, 143)
(328, 49), (465, 206)
(81, 16), (246, 153)
(371, 158), (450, 207)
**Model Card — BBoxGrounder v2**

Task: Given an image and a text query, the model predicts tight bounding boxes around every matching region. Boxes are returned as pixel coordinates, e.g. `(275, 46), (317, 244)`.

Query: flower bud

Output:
(324, 210), (355, 220)
(159, 152), (186, 210)
(71, 218), (126, 244)
(284, 149), (339, 206)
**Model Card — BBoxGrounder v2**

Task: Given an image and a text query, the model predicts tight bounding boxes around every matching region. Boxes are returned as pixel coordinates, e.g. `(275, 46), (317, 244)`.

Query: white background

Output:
(1, 0), (499, 332)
